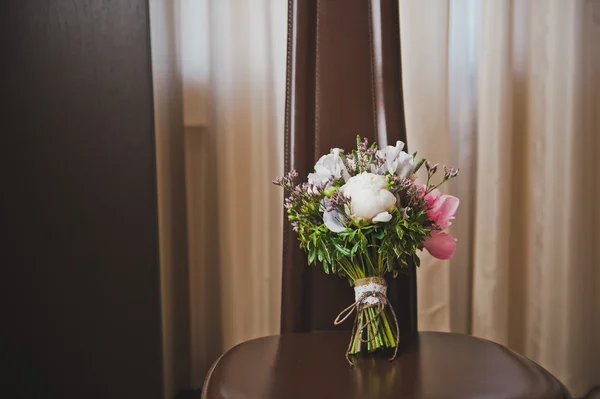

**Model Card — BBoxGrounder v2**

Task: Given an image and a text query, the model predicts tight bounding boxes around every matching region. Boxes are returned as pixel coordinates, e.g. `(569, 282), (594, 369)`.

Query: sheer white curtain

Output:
(183, 0), (287, 386)
(400, 0), (600, 396)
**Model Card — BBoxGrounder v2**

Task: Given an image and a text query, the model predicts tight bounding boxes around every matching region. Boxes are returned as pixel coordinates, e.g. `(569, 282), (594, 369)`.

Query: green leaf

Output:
(374, 230), (385, 239)
(323, 245), (331, 260)
(413, 157), (426, 173)
(353, 151), (360, 174)
(308, 250), (316, 264)
(412, 252), (421, 267)
(351, 241), (360, 255)
(323, 259), (330, 274)
(307, 240), (313, 251)
(334, 243), (351, 256)
(395, 226), (404, 239)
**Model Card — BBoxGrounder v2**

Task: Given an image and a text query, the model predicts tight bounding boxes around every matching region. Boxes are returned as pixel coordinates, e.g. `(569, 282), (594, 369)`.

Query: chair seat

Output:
(202, 331), (570, 399)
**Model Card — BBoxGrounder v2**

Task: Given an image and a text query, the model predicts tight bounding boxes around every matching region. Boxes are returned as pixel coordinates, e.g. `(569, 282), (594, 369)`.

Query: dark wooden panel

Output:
(1, 1), (163, 398)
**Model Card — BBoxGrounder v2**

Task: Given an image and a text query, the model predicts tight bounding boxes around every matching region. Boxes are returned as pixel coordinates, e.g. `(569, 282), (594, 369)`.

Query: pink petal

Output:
(425, 189), (441, 205)
(423, 231), (456, 260)
(431, 195), (460, 229)
(433, 195), (459, 216)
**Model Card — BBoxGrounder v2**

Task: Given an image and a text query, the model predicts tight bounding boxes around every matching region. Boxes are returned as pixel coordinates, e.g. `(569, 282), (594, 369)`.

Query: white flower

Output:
(372, 212), (392, 223)
(323, 209), (346, 232)
(340, 172), (396, 223)
(308, 148), (351, 186)
(375, 140), (415, 179)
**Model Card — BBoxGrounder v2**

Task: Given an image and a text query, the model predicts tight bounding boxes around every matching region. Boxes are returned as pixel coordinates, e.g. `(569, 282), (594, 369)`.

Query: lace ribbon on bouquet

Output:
(334, 277), (400, 365)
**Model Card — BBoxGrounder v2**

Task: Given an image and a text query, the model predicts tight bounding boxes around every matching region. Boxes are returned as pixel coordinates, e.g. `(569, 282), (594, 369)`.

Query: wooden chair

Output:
(202, 1), (571, 398)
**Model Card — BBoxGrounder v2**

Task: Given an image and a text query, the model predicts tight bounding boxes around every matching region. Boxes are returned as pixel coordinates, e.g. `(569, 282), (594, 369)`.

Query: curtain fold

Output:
(401, 1), (600, 396)
(185, 0), (287, 386)
(399, 0), (452, 332)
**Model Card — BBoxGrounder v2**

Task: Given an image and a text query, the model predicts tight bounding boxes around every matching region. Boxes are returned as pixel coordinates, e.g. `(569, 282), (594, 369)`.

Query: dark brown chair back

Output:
(281, 0), (417, 335)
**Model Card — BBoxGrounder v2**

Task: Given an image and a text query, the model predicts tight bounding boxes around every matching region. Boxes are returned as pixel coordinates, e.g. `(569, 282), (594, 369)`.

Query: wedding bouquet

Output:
(274, 136), (459, 364)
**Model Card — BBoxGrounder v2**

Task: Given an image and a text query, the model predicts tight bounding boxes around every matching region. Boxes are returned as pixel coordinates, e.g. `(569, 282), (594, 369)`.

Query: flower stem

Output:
(373, 309), (379, 350)
(367, 308), (374, 351)
(381, 311), (396, 348)
(381, 319), (390, 347)
(370, 308), (380, 350)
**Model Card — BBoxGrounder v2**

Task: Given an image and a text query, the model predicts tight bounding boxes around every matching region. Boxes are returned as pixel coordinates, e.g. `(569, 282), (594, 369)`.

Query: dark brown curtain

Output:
(281, 0), (417, 335)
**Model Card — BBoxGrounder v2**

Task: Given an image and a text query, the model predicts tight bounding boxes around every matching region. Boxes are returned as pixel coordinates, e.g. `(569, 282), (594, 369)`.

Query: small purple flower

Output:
(400, 178), (413, 188)
(426, 161), (439, 174)
(444, 166), (459, 179)
(358, 137), (370, 152)
(290, 221), (299, 232)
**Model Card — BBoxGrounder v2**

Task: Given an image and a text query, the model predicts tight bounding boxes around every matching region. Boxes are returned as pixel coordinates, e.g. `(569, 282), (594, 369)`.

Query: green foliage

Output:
(294, 203), (432, 282)
(274, 135), (458, 282)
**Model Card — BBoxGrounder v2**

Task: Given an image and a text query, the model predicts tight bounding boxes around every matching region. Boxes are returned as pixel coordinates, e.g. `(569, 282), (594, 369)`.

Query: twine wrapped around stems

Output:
(334, 277), (400, 365)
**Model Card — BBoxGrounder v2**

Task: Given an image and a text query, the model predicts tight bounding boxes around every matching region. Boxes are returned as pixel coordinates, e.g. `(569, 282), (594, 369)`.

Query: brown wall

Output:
(2, 1), (164, 398)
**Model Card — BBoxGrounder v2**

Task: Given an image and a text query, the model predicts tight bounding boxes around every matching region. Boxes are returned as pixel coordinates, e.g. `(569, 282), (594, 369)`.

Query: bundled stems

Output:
(335, 277), (400, 365)
(349, 306), (397, 356)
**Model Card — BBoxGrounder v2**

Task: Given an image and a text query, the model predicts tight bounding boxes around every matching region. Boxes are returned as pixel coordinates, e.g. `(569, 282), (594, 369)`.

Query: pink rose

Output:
(418, 186), (459, 260)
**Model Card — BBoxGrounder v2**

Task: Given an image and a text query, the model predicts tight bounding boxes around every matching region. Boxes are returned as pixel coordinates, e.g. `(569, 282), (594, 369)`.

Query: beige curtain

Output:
(183, 0), (288, 386)
(401, 0), (600, 396)
(169, 0), (600, 394)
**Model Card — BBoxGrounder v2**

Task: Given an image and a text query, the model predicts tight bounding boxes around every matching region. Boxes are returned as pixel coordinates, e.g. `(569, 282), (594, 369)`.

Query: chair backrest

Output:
(281, 0), (417, 335)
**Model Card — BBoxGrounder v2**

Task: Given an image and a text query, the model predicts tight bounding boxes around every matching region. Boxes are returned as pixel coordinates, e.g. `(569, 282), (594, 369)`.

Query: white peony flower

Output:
(339, 172), (396, 223)
(375, 141), (415, 179)
(372, 212), (392, 223)
(308, 148), (351, 186)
